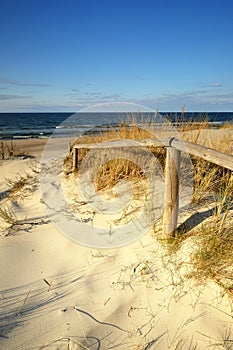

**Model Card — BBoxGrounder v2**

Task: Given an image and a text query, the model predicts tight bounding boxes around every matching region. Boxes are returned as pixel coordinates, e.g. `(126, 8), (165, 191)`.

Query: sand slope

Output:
(0, 135), (233, 350)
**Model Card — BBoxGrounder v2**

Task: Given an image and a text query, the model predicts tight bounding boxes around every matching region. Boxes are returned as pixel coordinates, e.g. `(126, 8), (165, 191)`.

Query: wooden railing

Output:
(72, 138), (233, 237)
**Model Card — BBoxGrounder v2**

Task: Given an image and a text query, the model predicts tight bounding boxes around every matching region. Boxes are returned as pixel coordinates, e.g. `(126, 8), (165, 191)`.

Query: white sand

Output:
(0, 132), (233, 349)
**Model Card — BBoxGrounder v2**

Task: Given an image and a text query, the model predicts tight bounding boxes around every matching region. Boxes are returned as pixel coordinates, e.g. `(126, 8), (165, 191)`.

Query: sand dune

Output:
(0, 132), (233, 349)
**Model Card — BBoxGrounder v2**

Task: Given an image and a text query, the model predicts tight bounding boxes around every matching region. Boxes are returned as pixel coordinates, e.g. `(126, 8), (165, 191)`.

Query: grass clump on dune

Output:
(64, 113), (233, 296)
(64, 119), (167, 183)
(0, 205), (17, 225)
(190, 174), (233, 293)
(66, 112), (232, 208)
(0, 141), (29, 160)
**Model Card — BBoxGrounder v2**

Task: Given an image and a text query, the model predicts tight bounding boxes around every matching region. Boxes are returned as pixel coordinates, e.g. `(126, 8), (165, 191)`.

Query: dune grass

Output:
(0, 141), (29, 160)
(0, 165), (40, 235)
(0, 205), (17, 225)
(66, 112), (232, 212)
(65, 113), (230, 201)
(189, 173), (233, 293)
(64, 113), (233, 297)
(6, 173), (32, 197)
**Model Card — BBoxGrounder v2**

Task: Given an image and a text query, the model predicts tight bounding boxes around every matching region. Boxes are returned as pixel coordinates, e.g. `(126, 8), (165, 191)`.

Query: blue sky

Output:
(1, 0), (233, 112)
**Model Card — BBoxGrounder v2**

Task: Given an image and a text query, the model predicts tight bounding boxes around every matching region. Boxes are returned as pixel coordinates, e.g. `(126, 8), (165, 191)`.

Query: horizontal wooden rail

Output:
(72, 138), (169, 150)
(170, 138), (233, 171)
(72, 138), (169, 171)
(71, 137), (233, 238)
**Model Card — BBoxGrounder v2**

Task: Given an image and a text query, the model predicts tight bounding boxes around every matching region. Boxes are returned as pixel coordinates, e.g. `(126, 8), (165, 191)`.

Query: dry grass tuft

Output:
(3, 169), (39, 201)
(6, 173), (32, 196)
(0, 141), (29, 160)
(64, 119), (167, 182)
(191, 162), (232, 204)
(220, 122), (233, 129)
(191, 226), (233, 279)
(0, 205), (17, 225)
(189, 174), (233, 290)
(95, 158), (145, 192)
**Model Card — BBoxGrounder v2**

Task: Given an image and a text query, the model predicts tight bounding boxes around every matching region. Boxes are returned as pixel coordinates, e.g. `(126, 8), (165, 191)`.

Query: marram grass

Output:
(63, 114), (232, 296)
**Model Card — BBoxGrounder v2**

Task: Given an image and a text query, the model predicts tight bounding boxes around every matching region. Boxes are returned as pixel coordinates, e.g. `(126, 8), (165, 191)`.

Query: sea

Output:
(0, 112), (232, 140)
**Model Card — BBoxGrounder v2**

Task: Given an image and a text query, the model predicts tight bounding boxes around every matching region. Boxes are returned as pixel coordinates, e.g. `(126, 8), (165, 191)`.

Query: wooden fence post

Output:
(73, 148), (78, 171)
(163, 146), (181, 237)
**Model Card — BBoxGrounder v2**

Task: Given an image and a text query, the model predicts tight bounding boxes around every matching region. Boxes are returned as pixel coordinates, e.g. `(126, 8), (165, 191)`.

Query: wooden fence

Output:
(72, 138), (233, 237)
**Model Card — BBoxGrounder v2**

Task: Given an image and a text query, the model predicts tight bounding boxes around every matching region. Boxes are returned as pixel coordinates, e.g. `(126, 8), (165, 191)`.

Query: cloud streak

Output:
(64, 87), (233, 111)
(201, 83), (223, 88)
(69, 91), (124, 102)
(156, 91), (233, 104)
(129, 89), (233, 111)
(0, 78), (49, 87)
(0, 94), (31, 100)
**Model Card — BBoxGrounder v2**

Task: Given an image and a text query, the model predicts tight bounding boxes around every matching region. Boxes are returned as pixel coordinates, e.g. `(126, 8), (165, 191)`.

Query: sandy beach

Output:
(0, 130), (233, 350)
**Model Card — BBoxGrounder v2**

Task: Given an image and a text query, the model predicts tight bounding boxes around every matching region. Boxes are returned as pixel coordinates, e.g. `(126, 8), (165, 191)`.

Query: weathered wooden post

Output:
(72, 147), (78, 171)
(163, 145), (181, 237)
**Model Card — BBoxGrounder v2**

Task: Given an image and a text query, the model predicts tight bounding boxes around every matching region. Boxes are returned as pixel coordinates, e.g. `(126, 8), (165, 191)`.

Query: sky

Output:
(1, 0), (233, 112)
